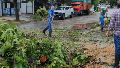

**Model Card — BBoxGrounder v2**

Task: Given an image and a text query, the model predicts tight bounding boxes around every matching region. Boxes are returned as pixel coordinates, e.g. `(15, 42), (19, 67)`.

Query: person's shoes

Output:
(48, 33), (52, 37)
(48, 34), (52, 37)
(43, 31), (47, 36)
(112, 63), (119, 68)
(113, 66), (119, 68)
(101, 30), (104, 32)
(48, 32), (52, 37)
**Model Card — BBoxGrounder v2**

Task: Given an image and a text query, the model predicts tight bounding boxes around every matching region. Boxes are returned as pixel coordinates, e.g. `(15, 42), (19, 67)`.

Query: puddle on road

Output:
(18, 22), (47, 30)
(18, 20), (72, 30)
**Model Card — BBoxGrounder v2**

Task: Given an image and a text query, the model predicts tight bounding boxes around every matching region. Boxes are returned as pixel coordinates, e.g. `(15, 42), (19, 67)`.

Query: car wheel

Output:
(80, 11), (83, 15)
(70, 13), (73, 18)
(62, 14), (65, 20)
(78, 11), (83, 16)
(86, 10), (90, 15)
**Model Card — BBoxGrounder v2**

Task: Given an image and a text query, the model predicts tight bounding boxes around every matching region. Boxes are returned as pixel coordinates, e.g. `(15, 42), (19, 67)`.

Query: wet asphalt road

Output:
(18, 12), (100, 30)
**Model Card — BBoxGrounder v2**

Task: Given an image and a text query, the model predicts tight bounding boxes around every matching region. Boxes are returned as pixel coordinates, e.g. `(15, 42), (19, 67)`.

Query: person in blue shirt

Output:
(43, 5), (55, 37)
(99, 12), (105, 32)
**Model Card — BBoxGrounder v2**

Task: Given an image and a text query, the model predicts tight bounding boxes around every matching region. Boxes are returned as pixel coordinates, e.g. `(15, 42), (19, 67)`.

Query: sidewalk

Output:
(0, 14), (32, 22)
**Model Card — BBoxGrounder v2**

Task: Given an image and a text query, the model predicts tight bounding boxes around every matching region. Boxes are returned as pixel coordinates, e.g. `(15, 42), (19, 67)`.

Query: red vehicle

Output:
(71, 0), (92, 15)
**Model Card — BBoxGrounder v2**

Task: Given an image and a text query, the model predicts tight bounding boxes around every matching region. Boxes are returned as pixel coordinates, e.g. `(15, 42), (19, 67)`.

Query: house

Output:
(0, 0), (53, 16)
(20, 0), (34, 14)
(0, 0), (34, 16)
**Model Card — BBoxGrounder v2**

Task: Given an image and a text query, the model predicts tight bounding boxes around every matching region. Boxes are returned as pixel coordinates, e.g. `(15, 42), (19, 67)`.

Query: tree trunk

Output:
(14, 0), (19, 21)
(9, 57), (16, 68)
(13, 56), (16, 68)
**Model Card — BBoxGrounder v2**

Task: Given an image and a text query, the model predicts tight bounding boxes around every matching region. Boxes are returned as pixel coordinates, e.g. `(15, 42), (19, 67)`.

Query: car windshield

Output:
(56, 7), (65, 10)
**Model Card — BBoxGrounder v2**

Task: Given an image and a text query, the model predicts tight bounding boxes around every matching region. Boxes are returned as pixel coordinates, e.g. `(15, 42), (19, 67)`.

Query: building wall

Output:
(20, 1), (34, 14)
(1, 0), (34, 16)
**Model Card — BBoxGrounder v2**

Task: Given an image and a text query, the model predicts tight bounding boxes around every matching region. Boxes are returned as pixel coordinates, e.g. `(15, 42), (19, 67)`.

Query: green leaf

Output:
(72, 57), (79, 65)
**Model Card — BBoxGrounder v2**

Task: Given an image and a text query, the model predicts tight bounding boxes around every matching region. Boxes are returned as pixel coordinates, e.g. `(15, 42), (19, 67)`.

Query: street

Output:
(18, 8), (117, 30)
(18, 11), (114, 68)
(19, 12), (100, 30)
(0, 8), (117, 68)
(0, 0), (119, 67)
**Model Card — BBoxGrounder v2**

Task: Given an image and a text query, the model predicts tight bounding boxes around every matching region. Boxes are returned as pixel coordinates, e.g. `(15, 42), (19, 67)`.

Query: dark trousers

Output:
(114, 55), (120, 68)
(43, 26), (52, 37)
(100, 24), (104, 32)
(114, 34), (120, 68)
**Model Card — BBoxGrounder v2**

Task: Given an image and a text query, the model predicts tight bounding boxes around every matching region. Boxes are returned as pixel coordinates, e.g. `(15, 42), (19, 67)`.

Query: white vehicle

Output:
(98, 3), (108, 10)
(90, 5), (95, 14)
(54, 6), (74, 20)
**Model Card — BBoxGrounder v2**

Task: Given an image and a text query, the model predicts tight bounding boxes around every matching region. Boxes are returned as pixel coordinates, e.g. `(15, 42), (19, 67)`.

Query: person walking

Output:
(99, 12), (105, 32)
(43, 5), (55, 37)
(106, 0), (120, 67)
(101, 7), (107, 16)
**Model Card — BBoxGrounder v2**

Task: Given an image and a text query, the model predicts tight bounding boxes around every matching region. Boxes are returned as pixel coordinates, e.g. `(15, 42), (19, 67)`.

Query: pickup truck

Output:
(54, 6), (74, 20)
(71, 0), (92, 15)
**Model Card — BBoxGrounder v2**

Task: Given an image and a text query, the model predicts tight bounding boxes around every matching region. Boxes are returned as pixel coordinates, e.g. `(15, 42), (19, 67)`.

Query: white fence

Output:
(20, 1), (34, 14)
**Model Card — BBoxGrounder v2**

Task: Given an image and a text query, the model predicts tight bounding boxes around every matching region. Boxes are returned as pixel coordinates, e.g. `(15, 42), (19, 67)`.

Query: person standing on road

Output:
(43, 5), (55, 37)
(101, 8), (106, 16)
(99, 12), (105, 32)
(106, 0), (120, 67)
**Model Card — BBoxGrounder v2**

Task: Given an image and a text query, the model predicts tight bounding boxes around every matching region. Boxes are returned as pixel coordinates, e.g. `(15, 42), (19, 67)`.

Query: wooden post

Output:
(14, 0), (20, 21)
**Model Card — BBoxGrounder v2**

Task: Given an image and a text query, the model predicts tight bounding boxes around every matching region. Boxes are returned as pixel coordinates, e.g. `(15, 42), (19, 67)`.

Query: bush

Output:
(0, 23), (90, 68)
(0, 23), (68, 68)
(105, 17), (111, 27)
(0, 23), (28, 68)
(32, 7), (48, 21)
